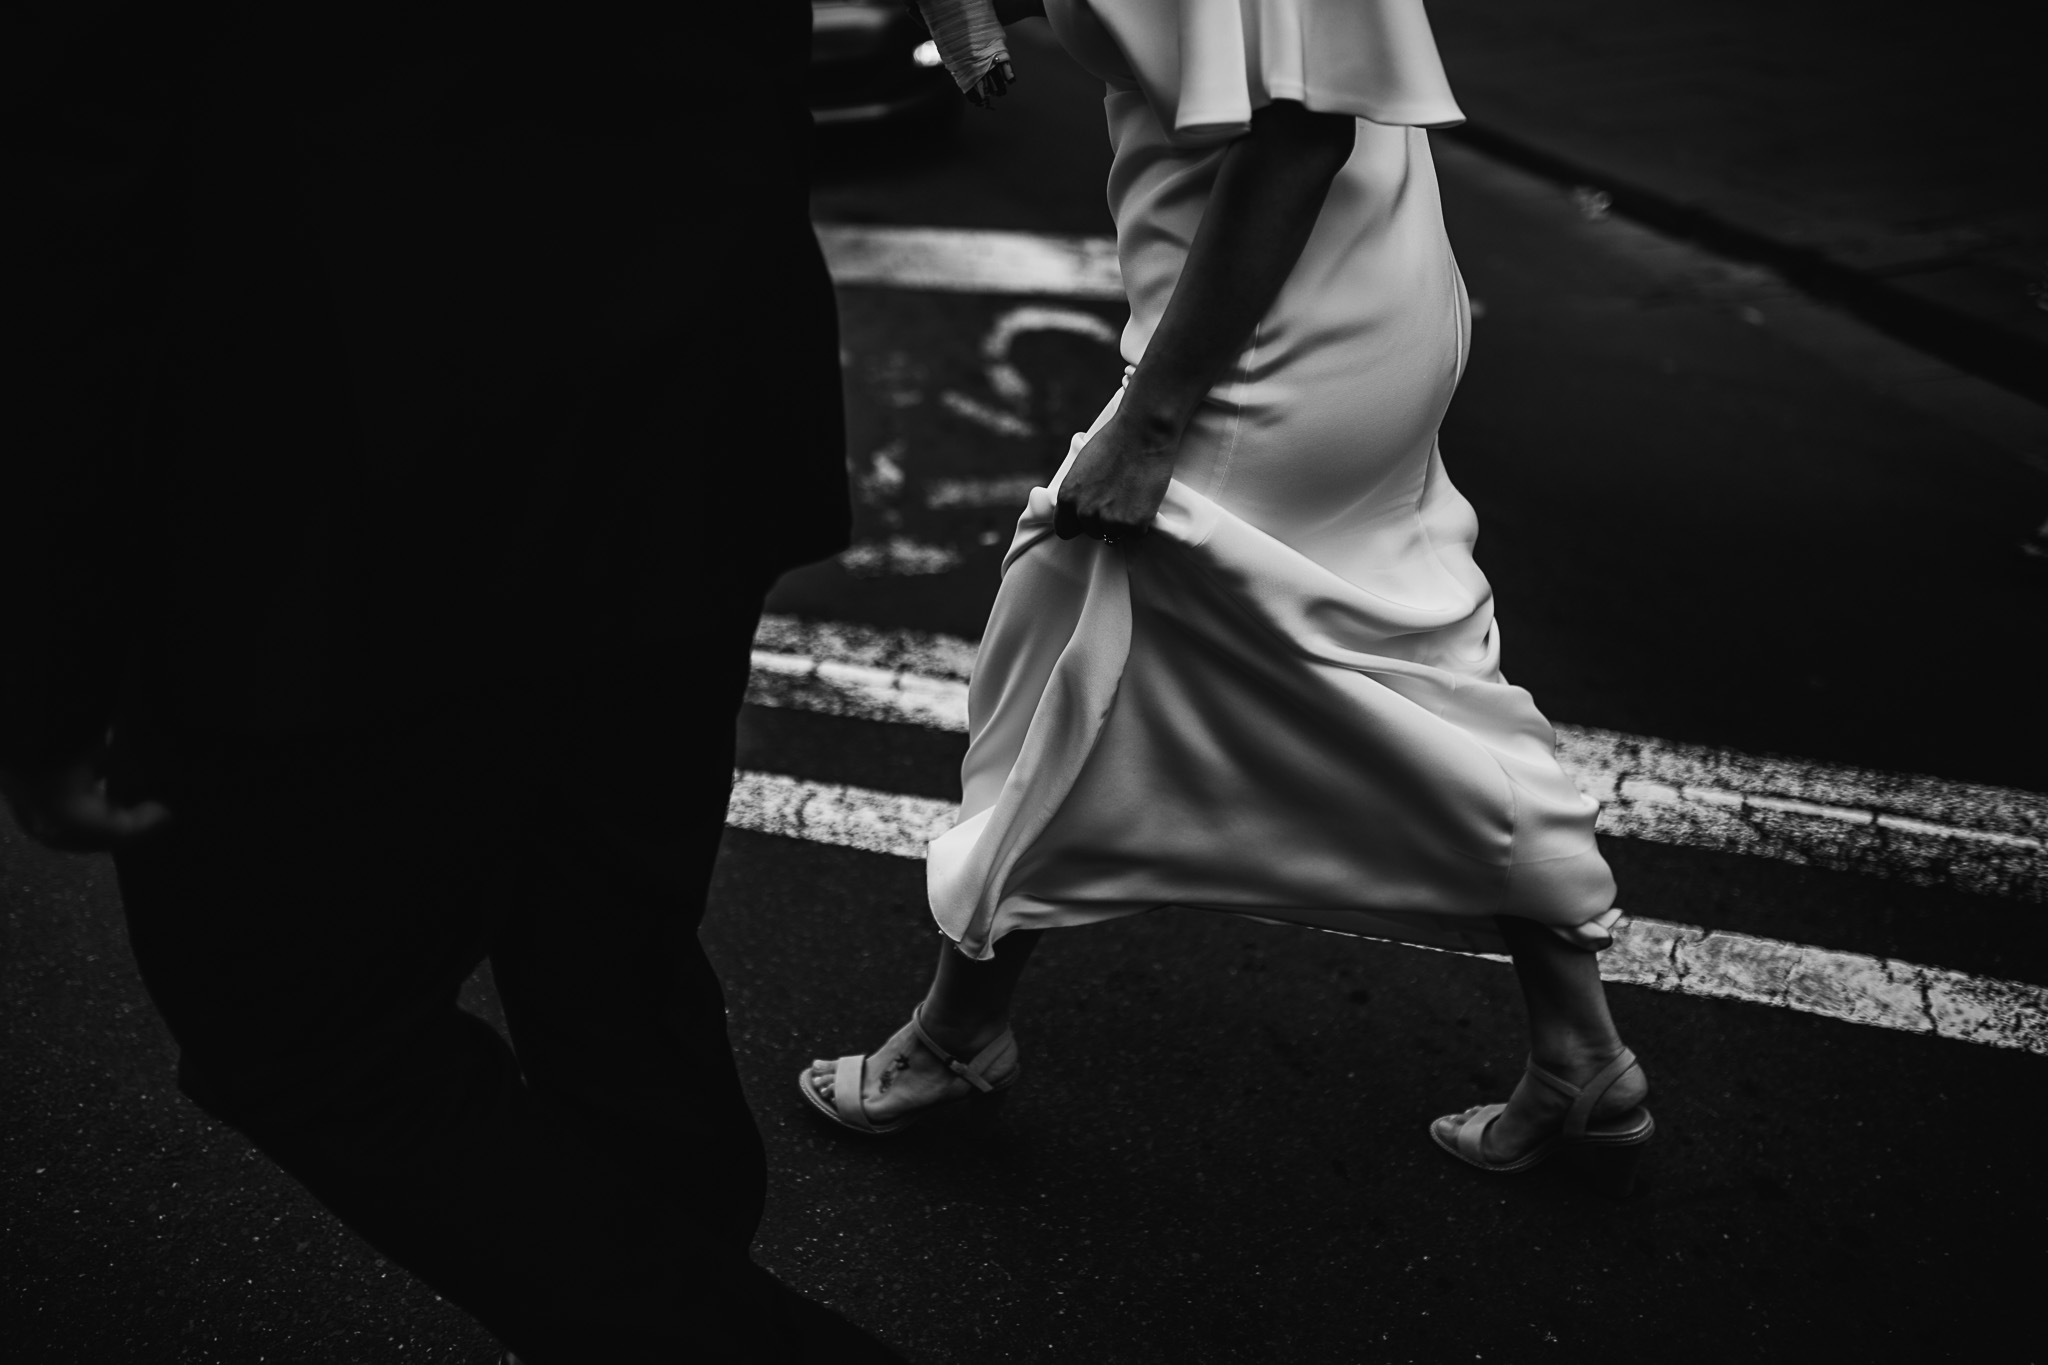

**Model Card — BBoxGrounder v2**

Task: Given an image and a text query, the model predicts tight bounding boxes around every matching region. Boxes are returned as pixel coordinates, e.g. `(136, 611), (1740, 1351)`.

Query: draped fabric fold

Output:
(928, 530), (1134, 957)
(928, 451), (1615, 963)
(934, 2), (1617, 962)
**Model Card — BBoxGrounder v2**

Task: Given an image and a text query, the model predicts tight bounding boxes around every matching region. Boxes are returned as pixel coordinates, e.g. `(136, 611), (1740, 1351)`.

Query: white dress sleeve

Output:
(1084, 0), (1465, 143)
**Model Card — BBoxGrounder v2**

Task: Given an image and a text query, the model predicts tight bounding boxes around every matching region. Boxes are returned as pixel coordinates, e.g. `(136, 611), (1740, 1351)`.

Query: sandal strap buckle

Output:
(911, 1004), (1017, 1094)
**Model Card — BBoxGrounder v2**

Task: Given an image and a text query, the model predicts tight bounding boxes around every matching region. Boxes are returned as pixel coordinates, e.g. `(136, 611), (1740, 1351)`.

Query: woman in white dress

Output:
(803, 0), (1654, 1191)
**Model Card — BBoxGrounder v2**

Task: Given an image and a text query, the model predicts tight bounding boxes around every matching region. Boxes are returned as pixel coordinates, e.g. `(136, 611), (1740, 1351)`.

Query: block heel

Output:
(1566, 1126), (1653, 1198)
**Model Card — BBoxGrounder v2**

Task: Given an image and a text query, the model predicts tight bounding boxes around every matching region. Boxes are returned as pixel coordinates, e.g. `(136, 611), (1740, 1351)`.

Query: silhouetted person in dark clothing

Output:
(1, 5), (898, 1359)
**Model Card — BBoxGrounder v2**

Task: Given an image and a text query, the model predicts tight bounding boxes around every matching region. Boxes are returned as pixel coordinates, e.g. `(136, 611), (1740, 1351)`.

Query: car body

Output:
(810, 0), (959, 130)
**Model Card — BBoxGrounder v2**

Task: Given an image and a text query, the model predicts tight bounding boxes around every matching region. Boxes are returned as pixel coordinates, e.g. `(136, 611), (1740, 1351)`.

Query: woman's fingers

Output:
(1053, 496), (1084, 540)
(969, 60), (1017, 107)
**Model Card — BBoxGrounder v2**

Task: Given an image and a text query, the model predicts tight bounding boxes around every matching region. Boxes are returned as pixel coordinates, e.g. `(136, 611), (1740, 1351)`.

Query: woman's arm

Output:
(1055, 99), (1358, 542)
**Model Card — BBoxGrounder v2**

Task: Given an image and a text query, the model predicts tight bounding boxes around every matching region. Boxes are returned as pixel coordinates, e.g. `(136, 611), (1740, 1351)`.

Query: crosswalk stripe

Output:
(805, 220), (2048, 897)
(1559, 728), (2044, 901)
(748, 615), (2047, 903)
(797, 223), (2048, 1052)
(817, 224), (1124, 299)
(723, 769), (2048, 1055)
(753, 613), (978, 689)
(728, 770), (952, 861)
(924, 474), (1044, 510)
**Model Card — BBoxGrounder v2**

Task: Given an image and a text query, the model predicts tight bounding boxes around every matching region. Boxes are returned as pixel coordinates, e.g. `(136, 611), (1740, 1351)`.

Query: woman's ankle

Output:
(916, 999), (1008, 1051)
(1526, 1031), (1627, 1077)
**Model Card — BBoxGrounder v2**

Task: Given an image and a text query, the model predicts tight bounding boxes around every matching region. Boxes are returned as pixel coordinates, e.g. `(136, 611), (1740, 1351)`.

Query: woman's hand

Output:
(964, 59), (1016, 107)
(1057, 101), (1352, 541)
(1053, 408), (1180, 544)
(916, 0), (1030, 106)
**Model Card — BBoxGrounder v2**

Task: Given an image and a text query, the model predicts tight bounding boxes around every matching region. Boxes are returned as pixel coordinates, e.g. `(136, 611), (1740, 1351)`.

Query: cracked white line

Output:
(745, 615), (2048, 902)
(722, 769), (2048, 1055)
(924, 474), (1044, 511)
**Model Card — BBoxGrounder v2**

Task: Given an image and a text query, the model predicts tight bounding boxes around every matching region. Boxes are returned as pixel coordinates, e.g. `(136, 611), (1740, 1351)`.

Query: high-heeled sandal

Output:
(798, 1003), (1019, 1136)
(1430, 1048), (1655, 1197)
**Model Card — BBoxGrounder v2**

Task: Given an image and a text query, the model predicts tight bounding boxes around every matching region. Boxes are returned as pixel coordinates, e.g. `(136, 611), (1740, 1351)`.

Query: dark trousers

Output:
(108, 584), (893, 1363)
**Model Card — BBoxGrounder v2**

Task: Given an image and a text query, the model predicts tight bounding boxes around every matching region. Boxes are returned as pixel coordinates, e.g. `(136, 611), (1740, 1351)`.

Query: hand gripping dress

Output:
(927, 0), (1620, 960)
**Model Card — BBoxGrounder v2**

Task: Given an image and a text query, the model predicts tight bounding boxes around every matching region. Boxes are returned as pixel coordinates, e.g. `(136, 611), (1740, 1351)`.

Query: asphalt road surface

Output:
(6, 21), (2045, 1365)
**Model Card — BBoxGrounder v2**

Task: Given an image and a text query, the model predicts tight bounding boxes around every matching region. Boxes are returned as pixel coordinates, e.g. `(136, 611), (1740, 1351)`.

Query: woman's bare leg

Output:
(1481, 915), (1648, 1159)
(807, 930), (1042, 1121)
(921, 928), (1042, 1043)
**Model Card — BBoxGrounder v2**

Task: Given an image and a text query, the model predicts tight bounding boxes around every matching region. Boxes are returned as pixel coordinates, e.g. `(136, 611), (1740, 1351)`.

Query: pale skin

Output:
(810, 1), (1647, 1156)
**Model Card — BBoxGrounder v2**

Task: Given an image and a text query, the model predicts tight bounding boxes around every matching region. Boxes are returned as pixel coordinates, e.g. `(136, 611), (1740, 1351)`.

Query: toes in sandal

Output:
(799, 1003), (1019, 1136)
(1430, 1048), (1655, 1197)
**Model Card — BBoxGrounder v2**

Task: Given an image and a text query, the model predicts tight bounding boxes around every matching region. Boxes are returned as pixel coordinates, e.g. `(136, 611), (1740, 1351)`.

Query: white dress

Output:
(927, 0), (1619, 960)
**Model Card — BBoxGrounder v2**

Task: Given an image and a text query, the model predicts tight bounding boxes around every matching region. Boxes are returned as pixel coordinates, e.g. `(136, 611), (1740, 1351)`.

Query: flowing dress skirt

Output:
(927, 124), (1617, 962)
(927, 384), (1617, 962)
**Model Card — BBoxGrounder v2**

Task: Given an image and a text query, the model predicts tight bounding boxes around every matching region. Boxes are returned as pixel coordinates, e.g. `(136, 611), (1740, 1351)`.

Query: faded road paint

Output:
(817, 224), (1123, 299)
(745, 615), (2048, 903)
(723, 768), (2048, 1056)
(836, 538), (963, 578)
(924, 474), (1043, 510)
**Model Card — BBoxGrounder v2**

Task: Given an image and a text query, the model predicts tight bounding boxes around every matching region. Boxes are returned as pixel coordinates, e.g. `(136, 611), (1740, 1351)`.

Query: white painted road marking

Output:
(797, 219), (2048, 1051)
(981, 304), (1123, 405)
(817, 224), (1124, 300)
(753, 614), (979, 682)
(724, 769), (2048, 1056)
(836, 538), (963, 578)
(750, 650), (970, 733)
(1559, 726), (2045, 901)
(924, 474), (1042, 510)
(747, 615), (2048, 903)
(809, 222), (2048, 884)
(728, 770), (953, 861)
(938, 389), (1035, 439)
